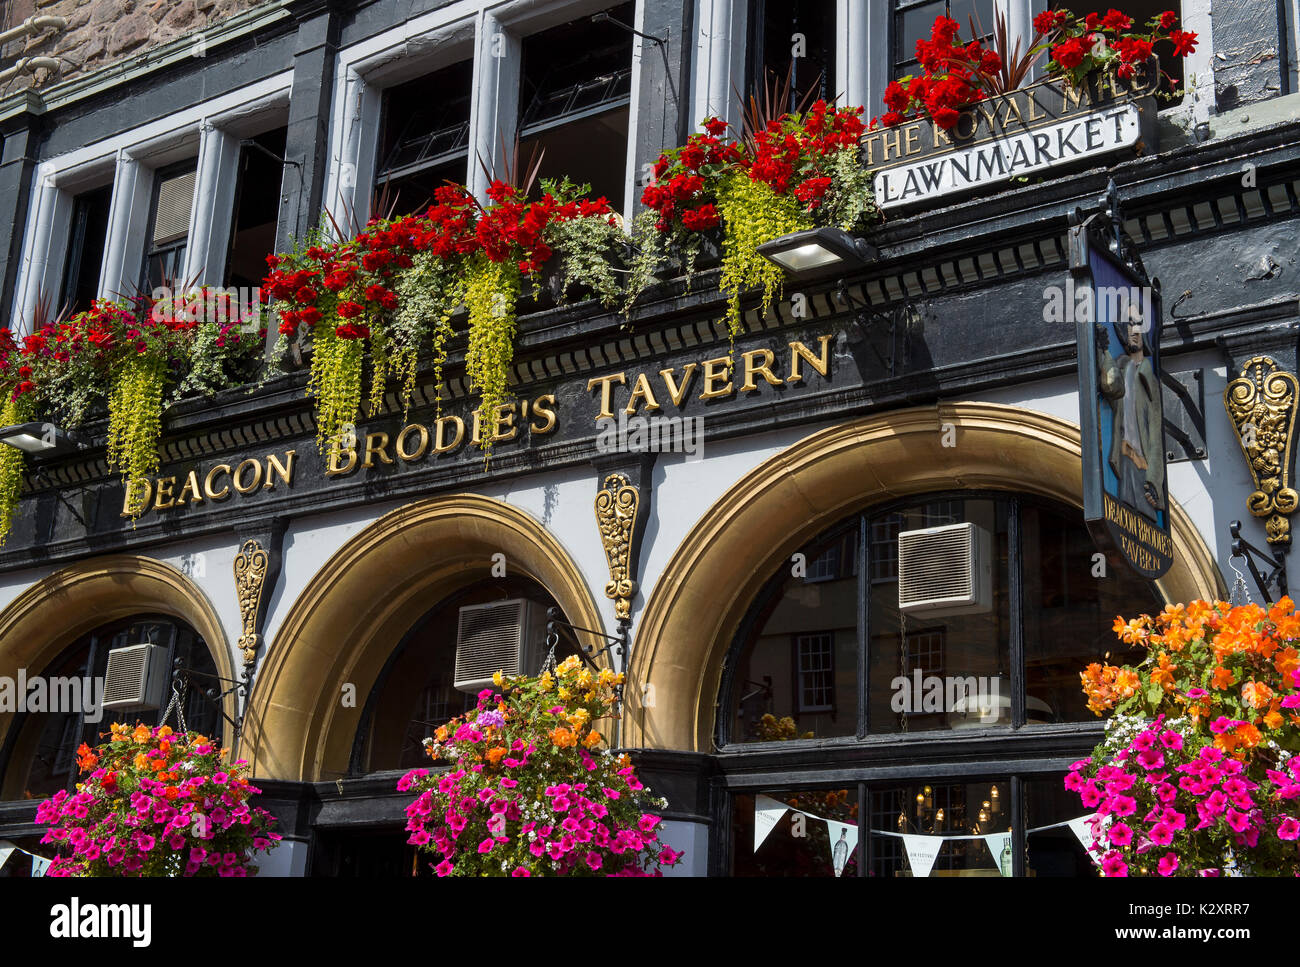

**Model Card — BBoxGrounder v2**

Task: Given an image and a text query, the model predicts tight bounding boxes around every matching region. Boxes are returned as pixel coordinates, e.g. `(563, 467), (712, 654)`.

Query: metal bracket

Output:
(590, 11), (665, 47)
(1229, 520), (1288, 604)
(546, 607), (627, 672)
(172, 662), (247, 737)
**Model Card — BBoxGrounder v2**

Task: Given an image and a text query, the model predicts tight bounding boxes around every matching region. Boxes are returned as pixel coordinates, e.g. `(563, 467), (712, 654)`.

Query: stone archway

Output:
(0, 555), (235, 774)
(241, 493), (605, 782)
(628, 402), (1225, 753)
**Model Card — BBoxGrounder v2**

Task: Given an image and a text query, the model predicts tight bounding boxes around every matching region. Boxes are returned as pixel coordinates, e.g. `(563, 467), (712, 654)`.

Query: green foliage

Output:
(463, 256), (520, 464)
(107, 355), (166, 518)
(0, 395), (30, 546)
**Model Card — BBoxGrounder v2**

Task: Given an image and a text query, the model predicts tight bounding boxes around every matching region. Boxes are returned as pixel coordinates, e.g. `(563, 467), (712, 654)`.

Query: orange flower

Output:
(1242, 680), (1273, 709)
(133, 753), (150, 770)
(485, 746), (507, 766)
(1274, 646), (1300, 680)
(583, 729), (603, 749)
(1212, 666), (1236, 690)
(75, 743), (98, 771)
(549, 727), (577, 749)
(1151, 652), (1177, 692)
(434, 725), (449, 743)
(132, 724), (151, 744)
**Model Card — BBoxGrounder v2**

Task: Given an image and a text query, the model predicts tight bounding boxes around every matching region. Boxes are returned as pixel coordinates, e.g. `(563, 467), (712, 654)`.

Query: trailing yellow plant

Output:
(715, 172), (812, 342)
(0, 395), (29, 546)
(463, 256), (520, 464)
(107, 354), (167, 517)
(306, 320), (364, 453)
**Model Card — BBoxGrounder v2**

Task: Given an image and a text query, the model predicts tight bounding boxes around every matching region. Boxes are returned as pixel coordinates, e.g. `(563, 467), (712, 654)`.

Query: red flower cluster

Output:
(264, 181), (614, 339)
(881, 9), (1199, 127)
(641, 100), (866, 234)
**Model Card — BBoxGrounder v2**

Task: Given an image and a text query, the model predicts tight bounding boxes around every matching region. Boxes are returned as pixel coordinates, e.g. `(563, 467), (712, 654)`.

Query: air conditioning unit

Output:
(102, 643), (171, 712)
(453, 598), (548, 693)
(897, 522), (992, 616)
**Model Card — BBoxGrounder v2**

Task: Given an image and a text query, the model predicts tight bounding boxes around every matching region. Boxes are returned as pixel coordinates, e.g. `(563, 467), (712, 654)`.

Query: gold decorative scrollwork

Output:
(1225, 355), (1300, 544)
(595, 473), (639, 621)
(234, 539), (270, 664)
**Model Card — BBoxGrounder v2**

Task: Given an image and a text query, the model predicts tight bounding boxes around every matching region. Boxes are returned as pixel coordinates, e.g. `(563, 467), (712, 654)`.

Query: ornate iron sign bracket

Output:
(1229, 520), (1288, 605)
(233, 517), (287, 667)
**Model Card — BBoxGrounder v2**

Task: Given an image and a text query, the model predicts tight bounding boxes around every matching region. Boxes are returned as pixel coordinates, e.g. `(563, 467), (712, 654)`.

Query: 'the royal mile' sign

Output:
(863, 63), (1159, 210)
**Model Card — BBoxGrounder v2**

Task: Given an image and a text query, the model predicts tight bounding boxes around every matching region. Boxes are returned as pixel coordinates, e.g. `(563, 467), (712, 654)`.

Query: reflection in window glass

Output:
(870, 779), (1009, 877)
(376, 59), (473, 216)
(1027, 776), (1098, 877)
(60, 185), (112, 314)
(729, 522), (858, 741)
(1021, 503), (1155, 723)
(732, 788), (859, 876)
(868, 498), (1010, 733)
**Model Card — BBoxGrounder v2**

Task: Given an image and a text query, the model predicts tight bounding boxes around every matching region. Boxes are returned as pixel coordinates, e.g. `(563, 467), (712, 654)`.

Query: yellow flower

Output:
(539, 671), (554, 692)
(577, 668), (593, 688)
(492, 670), (504, 687)
(557, 654), (582, 678)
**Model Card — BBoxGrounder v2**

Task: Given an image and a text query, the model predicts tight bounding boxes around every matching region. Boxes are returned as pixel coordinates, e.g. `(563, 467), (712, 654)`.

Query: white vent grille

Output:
(453, 599), (545, 693)
(898, 522), (992, 616)
(102, 643), (169, 711)
(152, 169), (196, 246)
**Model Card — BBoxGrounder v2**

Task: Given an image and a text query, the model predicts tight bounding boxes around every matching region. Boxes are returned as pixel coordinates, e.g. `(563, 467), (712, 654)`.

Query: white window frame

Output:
(324, 0), (642, 231)
(794, 631), (835, 712)
(10, 72), (292, 335)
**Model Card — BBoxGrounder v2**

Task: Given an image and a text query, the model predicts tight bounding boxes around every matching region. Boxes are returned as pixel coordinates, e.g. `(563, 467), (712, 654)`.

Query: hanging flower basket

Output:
(399, 655), (683, 876)
(36, 723), (282, 877)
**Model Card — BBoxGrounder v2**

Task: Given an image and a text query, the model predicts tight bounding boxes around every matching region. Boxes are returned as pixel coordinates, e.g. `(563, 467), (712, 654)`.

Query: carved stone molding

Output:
(1225, 355), (1300, 545)
(596, 473), (641, 622)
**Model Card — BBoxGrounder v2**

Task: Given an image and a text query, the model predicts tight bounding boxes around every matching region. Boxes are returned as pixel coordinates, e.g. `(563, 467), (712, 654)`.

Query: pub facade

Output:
(0, 0), (1297, 877)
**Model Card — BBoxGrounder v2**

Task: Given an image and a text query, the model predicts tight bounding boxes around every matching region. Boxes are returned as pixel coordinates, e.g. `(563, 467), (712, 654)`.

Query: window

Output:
(746, 0), (838, 109)
(892, 0), (994, 79)
(516, 3), (633, 206)
(59, 185), (112, 314)
(794, 632), (835, 712)
(870, 779), (1009, 876)
(0, 615), (221, 802)
(722, 492), (1159, 744)
(141, 161), (198, 292)
(225, 126), (288, 288)
(375, 60), (474, 217)
(731, 788), (859, 876)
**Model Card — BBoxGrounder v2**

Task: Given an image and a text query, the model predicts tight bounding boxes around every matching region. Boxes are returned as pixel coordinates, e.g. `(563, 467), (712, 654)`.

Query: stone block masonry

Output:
(0, 0), (268, 96)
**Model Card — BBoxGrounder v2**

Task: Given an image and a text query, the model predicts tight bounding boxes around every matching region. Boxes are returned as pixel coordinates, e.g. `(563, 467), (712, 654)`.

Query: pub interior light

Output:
(756, 226), (878, 277)
(0, 421), (82, 456)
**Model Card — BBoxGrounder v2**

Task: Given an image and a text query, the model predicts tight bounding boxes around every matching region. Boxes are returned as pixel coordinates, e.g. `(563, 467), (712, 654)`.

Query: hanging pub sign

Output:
(1071, 181), (1172, 579)
(864, 61), (1159, 210)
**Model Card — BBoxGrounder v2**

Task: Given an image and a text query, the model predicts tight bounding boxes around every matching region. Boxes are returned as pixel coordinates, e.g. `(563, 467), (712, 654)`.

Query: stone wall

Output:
(0, 0), (271, 97)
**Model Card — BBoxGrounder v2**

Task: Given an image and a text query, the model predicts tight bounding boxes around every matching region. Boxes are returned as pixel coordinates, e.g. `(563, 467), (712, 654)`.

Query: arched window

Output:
(718, 491), (1159, 877)
(0, 615), (221, 802)
(351, 576), (579, 775)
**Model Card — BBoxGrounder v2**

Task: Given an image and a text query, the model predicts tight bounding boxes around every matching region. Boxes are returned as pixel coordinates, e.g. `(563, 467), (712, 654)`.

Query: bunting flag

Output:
(0, 840), (14, 872)
(982, 832), (1013, 875)
(825, 820), (859, 877)
(29, 853), (51, 877)
(1066, 815), (1100, 863)
(753, 794), (790, 853)
(901, 834), (944, 878)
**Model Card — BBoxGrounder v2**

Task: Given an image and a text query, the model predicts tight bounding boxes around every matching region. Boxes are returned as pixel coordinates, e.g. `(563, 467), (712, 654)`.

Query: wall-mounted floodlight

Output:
(756, 227), (878, 278)
(0, 421), (83, 457)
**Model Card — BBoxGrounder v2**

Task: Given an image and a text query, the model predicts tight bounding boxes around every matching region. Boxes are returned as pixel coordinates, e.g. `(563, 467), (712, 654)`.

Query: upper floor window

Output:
(225, 126), (288, 289)
(142, 161), (198, 292)
(516, 3), (633, 205)
(375, 59), (474, 217)
(59, 185), (112, 315)
(892, 0), (994, 79)
(746, 0), (838, 109)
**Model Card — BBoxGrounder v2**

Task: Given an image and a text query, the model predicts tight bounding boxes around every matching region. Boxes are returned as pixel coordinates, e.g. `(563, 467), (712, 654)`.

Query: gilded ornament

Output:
(1224, 355), (1299, 544)
(595, 472), (639, 621)
(234, 539), (270, 664)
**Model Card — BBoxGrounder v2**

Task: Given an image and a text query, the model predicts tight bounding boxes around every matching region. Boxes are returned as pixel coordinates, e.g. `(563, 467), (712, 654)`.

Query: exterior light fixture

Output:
(0, 421), (83, 457)
(756, 226), (877, 277)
